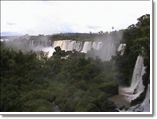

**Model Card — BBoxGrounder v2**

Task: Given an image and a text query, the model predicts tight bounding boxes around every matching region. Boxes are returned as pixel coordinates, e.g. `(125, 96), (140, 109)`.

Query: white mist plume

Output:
(3, 35), (51, 52)
(2, 31), (123, 60)
(86, 31), (123, 61)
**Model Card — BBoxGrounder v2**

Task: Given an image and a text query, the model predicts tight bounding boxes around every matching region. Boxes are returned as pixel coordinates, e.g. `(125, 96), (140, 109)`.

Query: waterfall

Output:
(53, 40), (65, 50)
(110, 55), (149, 112)
(127, 85), (150, 112)
(117, 44), (126, 55)
(3, 36), (120, 60)
(92, 41), (103, 50)
(31, 40), (34, 47)
(48, 39), (118, 61)
(73, 41), (83, 52)
(118, 55), (145, 102)
(42, 47), (55, 58)
(52, 40), (83, 52)
(110, 45), (149, 112)
(96, 38), (117, 61)
(140, 84), (150, 112)
(66, 40), (75, 51)
(81, 41), (93, 53)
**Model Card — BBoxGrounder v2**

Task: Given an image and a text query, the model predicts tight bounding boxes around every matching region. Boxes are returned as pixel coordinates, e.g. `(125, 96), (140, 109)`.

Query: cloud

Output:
(87, 25), (101, 30)
(1, 1), (151, 35)
(7, 22), (16, 26)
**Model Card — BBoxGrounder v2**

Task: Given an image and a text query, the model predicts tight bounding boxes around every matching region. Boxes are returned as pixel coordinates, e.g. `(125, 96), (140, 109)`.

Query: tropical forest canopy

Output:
(0, 14), (150, 112)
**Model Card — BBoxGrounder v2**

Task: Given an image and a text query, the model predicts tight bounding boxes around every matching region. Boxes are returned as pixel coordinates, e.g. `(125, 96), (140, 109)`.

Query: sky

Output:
(1, 1), (151, 35)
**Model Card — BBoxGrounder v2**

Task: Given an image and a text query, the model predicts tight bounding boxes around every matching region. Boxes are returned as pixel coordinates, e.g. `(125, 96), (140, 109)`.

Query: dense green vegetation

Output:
(0, 43), (118, 112)
(114, 14), (150, 87)
(0, 14), (150, 112)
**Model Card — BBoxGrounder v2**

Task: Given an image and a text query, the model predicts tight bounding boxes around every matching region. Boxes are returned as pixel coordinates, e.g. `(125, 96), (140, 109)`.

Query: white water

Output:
(51, 39), (118, 60)
(42, 47), (55, 58)
(92, 41), (103, 50)
(140, 85), (150, 112)
(2, 37), (120, 61)
(119, 55), (145, 102)
(117, 44), (126, 55)
(42, 40), (104, 58)
(52, 40), (83, 52)
(40, 39), (119, 60)
(98, 38), (117, 61)
(81, 41), (93, 53)
(127, 85), (150, 112)
(110, 46), (150, 112)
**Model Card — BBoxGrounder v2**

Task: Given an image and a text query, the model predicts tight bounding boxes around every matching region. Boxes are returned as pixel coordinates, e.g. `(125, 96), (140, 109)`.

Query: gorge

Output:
(0, 14), (150, 112)
(1, 35), (150, 112)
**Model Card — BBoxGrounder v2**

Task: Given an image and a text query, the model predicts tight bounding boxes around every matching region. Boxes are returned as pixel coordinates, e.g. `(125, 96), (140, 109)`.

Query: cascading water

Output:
(111, 54), (149, 112)
(81, 41), (93, 53)
(117, 44), (126, 55)
(118, 55), (145, 102)
(127, 85), (150, 112)
(2, 34), (120, 60)
(48, 40), (104, 58)
(52, 40), (83, 52)
(42, 47), (55, 58)
(140, 85), (150, 112)
(50, 39), (118, 61)
(2, 33), (150, 112)
(92, 42), (103, 50)
(93, 37), (117, 61)
(73, 41), (83, 52)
